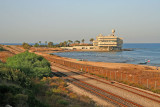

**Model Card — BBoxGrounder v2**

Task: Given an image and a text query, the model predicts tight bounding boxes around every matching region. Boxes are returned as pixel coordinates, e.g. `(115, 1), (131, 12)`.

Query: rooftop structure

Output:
(93, 29), (123, 51)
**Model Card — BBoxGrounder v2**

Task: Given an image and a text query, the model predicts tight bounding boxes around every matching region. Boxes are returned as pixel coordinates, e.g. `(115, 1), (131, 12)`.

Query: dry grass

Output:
(0, 51), (14, 62)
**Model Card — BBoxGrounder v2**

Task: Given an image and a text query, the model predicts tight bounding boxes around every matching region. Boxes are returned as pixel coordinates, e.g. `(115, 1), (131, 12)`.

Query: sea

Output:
(1, 43), (160, 66)
(52, 43), (160, 67)
(0, 43), (40, 45)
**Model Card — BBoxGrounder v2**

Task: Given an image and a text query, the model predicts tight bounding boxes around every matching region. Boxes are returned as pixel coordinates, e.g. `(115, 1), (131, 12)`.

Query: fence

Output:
(46, 56), (160, 90)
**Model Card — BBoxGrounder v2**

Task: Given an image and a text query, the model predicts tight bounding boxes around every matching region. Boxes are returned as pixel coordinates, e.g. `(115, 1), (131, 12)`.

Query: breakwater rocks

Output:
(122, 48), (134, 51)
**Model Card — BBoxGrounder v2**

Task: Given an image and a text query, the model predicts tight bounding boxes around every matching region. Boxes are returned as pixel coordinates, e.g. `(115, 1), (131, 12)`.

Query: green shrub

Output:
(0, 52), (97, 107)
(0, 85), (22, 106)
(0, 66), (31, 88)
(22, 42), (31, 49)
(57, 99), (69, 106)
(6, 51), (51, 78)
(105, 77), (108, 80)
(14, 94), (28, 106)
(34, 43), (39, 47)
(0, 84), (48, 107)
(0, 63), (48, 107)
(0, 46), (5, 51)
(152, 89), (160, 94)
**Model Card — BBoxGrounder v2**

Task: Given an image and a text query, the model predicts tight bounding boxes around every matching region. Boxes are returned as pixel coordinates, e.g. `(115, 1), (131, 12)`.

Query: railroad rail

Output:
(51, 62), (160, 104)
(2, 45), (23, 54)
(52, 69), (142, 107)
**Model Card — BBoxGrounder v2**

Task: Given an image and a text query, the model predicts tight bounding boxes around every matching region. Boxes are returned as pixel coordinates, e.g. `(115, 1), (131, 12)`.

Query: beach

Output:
(1, 45), (160, 90)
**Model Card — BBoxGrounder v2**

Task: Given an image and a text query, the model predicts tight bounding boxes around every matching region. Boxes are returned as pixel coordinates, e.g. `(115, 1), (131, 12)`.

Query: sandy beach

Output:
(1, 45), (160, 90)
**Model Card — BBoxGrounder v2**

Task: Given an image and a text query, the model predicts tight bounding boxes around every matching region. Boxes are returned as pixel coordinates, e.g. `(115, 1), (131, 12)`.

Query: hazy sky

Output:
(0, 0), (160, 43)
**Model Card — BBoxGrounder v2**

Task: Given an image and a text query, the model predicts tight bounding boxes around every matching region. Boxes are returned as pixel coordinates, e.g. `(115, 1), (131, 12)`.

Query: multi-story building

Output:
(93, 29), (123, 51)
(61, 29), (123, 51)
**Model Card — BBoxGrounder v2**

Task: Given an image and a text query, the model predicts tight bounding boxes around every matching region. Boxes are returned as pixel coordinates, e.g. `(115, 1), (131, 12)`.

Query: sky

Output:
(0, 0), (160, 43)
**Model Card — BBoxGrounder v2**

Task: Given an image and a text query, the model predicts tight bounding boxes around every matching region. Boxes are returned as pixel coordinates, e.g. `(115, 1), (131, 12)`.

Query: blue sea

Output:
(53, 43), (160, 66)
(0, 43), (41, 45)
(0, 43), (58, 45)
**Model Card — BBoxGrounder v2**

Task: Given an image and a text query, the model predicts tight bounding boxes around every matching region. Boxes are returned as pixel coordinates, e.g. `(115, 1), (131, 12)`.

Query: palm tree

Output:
(63, 41), (67, 47)
(34, 43), (39, 47)
(90, 38), (94, 44)
(82, 39), (85, 44)
(59, 42), (63, 47)
(74, 40), (80, 44)
(39, 41), (41, 46)
(70, 40), (73, 44)
(48, 42), (53, 47)
(67, 40), (73, 46)
(45, 41), (47, 46)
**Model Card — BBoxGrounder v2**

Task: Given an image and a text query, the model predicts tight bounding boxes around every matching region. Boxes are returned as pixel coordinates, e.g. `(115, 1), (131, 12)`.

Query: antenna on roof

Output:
(112, 29), (115, 36)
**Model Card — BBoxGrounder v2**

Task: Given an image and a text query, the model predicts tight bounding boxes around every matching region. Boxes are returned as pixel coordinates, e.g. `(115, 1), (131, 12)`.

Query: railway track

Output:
(51, 62), (160, 105)
(52, 70), (142, 107)
(2, 45), (23, 54)
(70, 71), (160, 102)
(10, 46), (25, 52)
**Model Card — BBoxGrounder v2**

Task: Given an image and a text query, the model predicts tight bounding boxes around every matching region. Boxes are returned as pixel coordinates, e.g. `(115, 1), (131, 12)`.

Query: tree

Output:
(45, 41), (47, 46)
(90, 38), (94, 43)
(63, 41), (67, 47)
(67, 40), (73, 46)
(39, 41), (41, 46)
(0, 46), (5, 51)
(82, 39), (85, 44)
(48, 42), (53, 47)
(59, 42), (63, 47)
(22, 42), (31, 49)
(74, 40), (80, 44)
(34, 43), (39, 47)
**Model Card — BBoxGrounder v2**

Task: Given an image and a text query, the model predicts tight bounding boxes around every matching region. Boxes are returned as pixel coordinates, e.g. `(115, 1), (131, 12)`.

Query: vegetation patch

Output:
(0, 52), (96, 107)
(6, 51), (51, 78)
(22, 42), (31, 49)
(0, 46), (6, 51)
(0, 63), (47, 107)
(120, 80), (160, 94)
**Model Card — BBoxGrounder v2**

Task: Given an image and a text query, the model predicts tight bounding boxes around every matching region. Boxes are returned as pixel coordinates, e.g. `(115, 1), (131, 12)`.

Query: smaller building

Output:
(61, 46), (99, 50)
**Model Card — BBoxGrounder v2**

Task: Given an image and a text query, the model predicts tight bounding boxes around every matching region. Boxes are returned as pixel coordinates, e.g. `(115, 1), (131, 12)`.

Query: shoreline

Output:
(49, 54), (158, 71)
(0, 45), (158, 71)
(50, 50), (159, 69)
(1, 45), (160, 91)
(40, 52), (160, 91)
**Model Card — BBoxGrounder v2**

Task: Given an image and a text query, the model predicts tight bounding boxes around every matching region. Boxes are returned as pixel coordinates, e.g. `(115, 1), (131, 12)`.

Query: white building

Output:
(93, 29), (123, 51)
(61, 29), (123, 51)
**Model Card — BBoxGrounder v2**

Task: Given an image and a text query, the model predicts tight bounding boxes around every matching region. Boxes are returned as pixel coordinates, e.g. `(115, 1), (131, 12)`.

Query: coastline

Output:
(1, 45), (160, 90)
(48, 54), (158, 71)
(0, 45), (158, 71)
(38, 51), (160, 90)
(23, 46), (157, 71)
(50, 49), (158, 69)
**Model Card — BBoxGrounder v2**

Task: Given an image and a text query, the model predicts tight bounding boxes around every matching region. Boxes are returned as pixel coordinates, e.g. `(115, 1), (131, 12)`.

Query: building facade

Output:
(93, 30), (123, 51)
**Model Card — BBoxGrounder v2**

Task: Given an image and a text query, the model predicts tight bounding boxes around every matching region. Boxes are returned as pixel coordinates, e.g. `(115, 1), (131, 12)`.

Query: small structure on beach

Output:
(61, 29), (123, 51)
